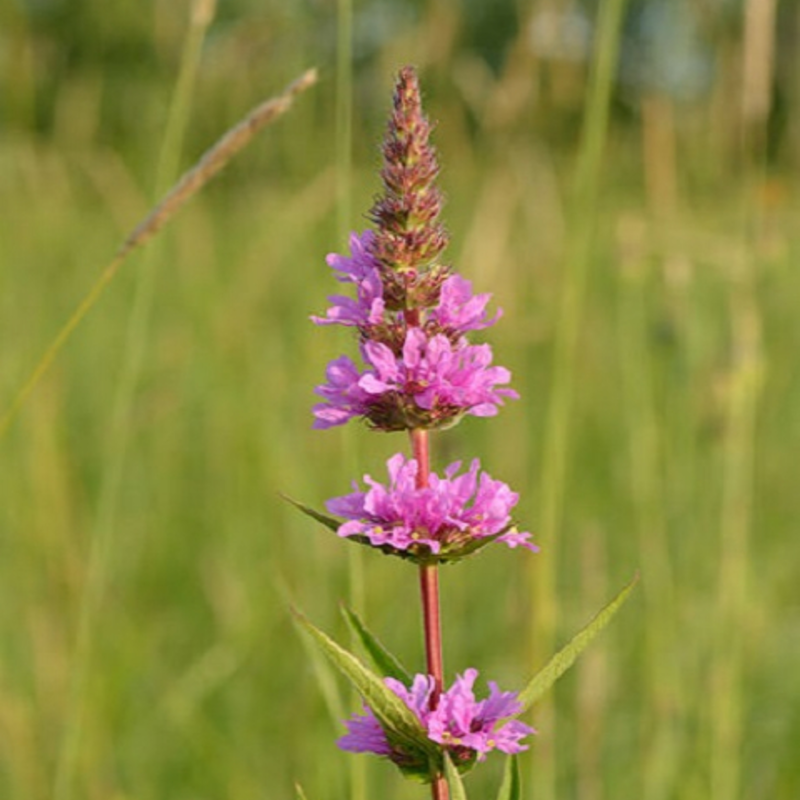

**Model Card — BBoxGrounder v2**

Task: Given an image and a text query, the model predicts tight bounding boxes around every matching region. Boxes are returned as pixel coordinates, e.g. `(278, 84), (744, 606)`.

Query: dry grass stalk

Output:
(0, 68), (318, 440)
(742, 0), (777, 129)
(119, 67), (317, 258)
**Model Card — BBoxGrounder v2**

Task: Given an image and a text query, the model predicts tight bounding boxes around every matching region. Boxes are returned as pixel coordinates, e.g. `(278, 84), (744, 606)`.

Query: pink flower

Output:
(338, 669), (535, 764)
(312, 241), (500, 337)
(312, 232), (387, 329)
(428, 275), (501, 335)
(312, 356), (374, 430)
(325, 452), (536, 558)
(326, 230), (381, 284)
(362, 328), (515, 415)
(313, 328), (518, 431)
(311, 270), (386, 329)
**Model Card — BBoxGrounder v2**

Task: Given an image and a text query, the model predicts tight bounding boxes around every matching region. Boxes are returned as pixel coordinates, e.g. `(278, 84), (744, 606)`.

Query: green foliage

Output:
(292, 609), (439, 784)
(496, 756), (521, 800)
(292, 610), (430, 752)
(340, 604), (412, 685)
(298, 579), (635, 791)
(517, 574), (639, 712)
(282, 494), (341, 533)
(444, 751), (469, 800)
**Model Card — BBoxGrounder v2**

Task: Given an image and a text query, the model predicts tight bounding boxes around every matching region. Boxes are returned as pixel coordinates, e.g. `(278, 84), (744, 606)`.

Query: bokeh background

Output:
(1, 0), (799, 798)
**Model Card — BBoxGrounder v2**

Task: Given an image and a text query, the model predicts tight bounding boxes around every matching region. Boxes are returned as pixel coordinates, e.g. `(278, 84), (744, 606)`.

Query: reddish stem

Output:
(418, 565), (444, 700)
(410, 428), (449, 800)
(405, 306), (421, 329)
(410, 426), (430, 488)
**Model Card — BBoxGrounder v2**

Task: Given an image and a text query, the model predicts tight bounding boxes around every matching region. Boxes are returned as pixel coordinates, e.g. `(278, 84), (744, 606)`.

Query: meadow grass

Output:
(1, 2), (799, 799)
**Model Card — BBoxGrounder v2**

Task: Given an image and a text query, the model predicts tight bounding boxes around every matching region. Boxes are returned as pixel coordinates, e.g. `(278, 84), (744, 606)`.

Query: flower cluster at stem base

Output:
(339, 669), (535, 770)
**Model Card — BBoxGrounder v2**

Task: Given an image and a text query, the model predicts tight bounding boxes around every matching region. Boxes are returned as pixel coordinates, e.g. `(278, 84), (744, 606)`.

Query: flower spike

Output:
(369, 66), (449, 285)
(311, 66), (518, 432)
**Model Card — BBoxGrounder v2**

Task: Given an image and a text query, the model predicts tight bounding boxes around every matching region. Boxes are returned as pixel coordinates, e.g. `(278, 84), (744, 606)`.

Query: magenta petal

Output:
(467, 403), (499, 417)
(326, 230), (379, 283)
(363, 341), (400, 379)
(337, 706), (391, 755)
(337, 520), (369, 538)
(312, 404), (355, 429)
(358, 374), (391, 394)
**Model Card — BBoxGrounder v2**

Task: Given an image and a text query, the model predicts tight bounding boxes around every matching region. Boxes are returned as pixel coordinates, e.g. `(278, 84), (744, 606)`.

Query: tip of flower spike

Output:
(367, 65), (449, 282)
(398, 65), (418, 86)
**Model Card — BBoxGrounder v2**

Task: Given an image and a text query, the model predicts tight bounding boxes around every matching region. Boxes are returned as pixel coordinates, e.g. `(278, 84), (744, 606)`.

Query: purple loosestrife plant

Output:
(291, 66), (638, 800)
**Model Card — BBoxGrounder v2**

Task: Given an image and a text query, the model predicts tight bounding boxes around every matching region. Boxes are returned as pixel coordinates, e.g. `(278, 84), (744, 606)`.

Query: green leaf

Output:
(294, 782), (309, 800)
(295, 613), (346, 725)
(517, 573), (639, 712)
(438, 531), (505, 563)
(443, 751), (469, 800)
(274, 576), (345, 726)
(395, 753), (444, 785)
(340, 604), (413, 684)
(496, 755), (521, 800)
(292, 609), (434, 756)
(281, 494), (341, 533)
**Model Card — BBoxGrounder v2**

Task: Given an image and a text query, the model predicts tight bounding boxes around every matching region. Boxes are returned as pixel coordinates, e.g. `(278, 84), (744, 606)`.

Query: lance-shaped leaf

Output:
(443, 751), (469, 800)
(294, 783), (310, 800)
(340, 604), (412, 684)
(296, 612), (346, 725)
(274, 576), (345, 726)
(517, 573), (639, 712)
(281, 494), (341, 533)
(430, 529), (507, 565)
(292, 609), (435, 756)
(496, 755), (521, 800)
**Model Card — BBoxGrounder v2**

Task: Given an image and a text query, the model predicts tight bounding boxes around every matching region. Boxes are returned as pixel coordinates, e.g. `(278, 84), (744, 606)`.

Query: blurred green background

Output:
(1, 0), (799, 798)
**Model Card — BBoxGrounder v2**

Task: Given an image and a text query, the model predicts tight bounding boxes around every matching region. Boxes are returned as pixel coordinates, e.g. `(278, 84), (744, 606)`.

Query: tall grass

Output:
(333, 4), (367, 800)
(616, 217), (682, 799)
(529, 1), (628, 797)
(51, 5), (217, 799)
(1, 2), (799, 799)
